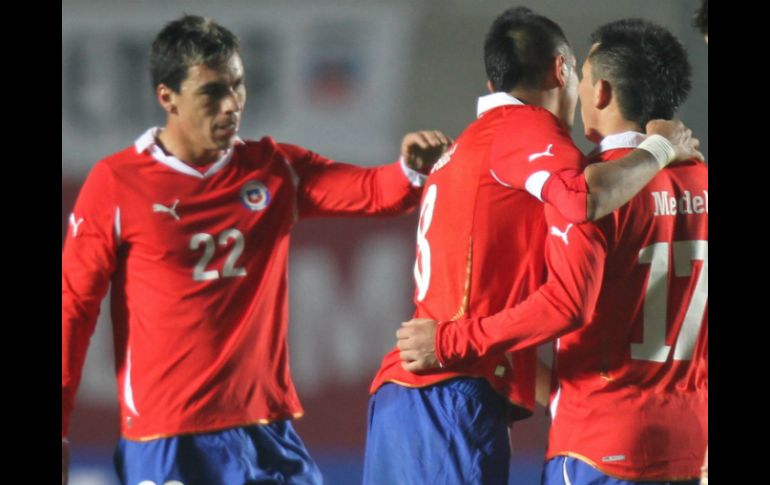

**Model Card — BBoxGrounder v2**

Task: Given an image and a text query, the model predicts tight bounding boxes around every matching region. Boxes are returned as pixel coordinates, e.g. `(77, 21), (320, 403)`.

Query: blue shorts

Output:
(114, 421), (323, 485)
(363, 378), (511, 485)
(542, 456), (699, 485)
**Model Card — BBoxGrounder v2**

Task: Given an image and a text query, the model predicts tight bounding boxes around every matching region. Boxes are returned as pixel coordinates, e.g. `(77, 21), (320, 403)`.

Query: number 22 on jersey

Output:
(189, 228), (248, 282)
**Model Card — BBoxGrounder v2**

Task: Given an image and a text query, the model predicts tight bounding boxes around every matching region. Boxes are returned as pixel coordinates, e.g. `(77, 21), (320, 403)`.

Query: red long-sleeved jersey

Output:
(437, 132), (708, 480)
(62, 128), (422, 440)
(370, 93), (593, 418)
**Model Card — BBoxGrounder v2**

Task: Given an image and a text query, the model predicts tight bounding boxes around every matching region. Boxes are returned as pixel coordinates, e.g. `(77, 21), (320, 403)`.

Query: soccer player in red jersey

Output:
(397, 18), (707, 485)
(61, 15), (453, 485)
(363, 7), (703, 485)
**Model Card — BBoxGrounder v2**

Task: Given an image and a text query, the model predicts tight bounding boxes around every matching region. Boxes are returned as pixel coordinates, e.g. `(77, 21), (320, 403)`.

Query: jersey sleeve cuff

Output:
(434, 320), (455, 368)
(399, 156), (428, 188)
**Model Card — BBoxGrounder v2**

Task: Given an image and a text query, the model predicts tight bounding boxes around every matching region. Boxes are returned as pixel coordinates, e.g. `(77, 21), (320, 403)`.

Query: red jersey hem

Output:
(120, 411), (305, 442)
(374, 375), (533, 417)
(546, 451), (700, 482)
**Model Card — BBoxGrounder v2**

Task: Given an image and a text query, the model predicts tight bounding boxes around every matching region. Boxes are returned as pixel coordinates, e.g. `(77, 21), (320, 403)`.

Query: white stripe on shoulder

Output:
(490, 169), (513, 188)
(283, 158), (300, 189)
(282, 158), (300, 222)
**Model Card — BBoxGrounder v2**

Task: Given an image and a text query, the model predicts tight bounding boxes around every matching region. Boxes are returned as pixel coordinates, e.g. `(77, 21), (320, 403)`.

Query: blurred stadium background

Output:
(62, 1), (707, 484)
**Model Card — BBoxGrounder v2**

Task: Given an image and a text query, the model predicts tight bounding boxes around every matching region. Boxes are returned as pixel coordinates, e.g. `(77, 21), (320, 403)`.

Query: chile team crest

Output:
(240, 180), (271, 211)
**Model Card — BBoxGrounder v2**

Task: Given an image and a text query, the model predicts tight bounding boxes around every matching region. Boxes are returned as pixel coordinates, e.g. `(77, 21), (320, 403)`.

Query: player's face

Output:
(174, 53), (247, 155)
(556, 54), (579, 130)
(578, 47), (601, 143)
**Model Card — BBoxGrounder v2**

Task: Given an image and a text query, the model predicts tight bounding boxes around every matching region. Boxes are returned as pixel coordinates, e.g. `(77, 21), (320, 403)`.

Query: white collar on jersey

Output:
(591, 131), (647, 156)
(476, 92), (525, 118)
(134, 127), (245, 179)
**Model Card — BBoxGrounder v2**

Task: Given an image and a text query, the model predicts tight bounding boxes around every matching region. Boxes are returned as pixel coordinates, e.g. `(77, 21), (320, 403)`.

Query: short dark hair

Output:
(694, 0), (708, 36)
(484, 7), (571, 92)
(149, 15), (240, 92)
(589, 19), (691, 128)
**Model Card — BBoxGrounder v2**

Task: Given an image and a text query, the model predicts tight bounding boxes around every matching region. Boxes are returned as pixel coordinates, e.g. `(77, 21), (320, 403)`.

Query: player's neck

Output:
(598, 112), (642, 139)
(509, 88), (560, 119)
(156, 126), (226, 167)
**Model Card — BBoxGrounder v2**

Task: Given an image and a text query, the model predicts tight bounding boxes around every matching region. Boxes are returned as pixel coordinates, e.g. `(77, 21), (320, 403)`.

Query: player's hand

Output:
(700, 447), (708, 485)
(401, 131), (453, 174)
(645, 119), (704, 163)
(62, 439), (69, 485)
(397, 318), (441, 372)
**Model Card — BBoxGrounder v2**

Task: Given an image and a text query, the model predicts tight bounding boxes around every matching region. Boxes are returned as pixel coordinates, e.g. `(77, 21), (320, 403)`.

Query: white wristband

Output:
(638, 134), (676, 169)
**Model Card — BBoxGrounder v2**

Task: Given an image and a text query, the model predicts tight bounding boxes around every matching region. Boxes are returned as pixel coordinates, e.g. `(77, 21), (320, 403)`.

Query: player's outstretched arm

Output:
(399, 206), (608, 371)
(286, 130), (452, 218)
(582, 119), (703, 221)
(489, 112), (701, 225)
(398, 271), (591, 372)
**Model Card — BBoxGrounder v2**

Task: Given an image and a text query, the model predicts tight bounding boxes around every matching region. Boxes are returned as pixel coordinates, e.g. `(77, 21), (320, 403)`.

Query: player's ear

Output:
(486, 80), (496, 94)
(156, 84), (178, 115)
(554, 54), (569, 88)
(595, 79), (612, 110)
